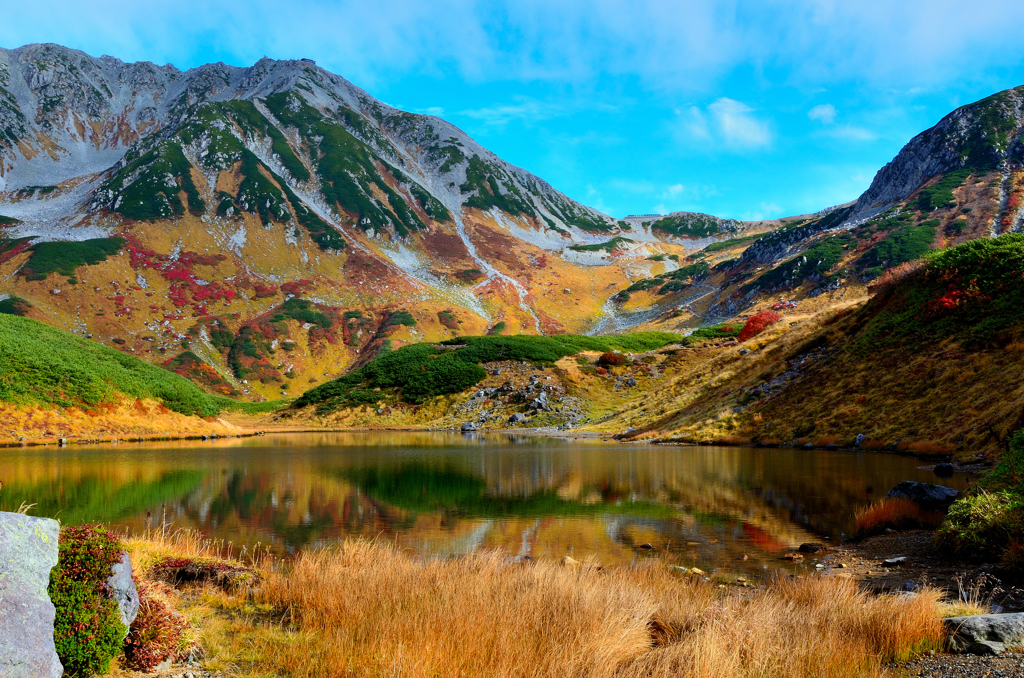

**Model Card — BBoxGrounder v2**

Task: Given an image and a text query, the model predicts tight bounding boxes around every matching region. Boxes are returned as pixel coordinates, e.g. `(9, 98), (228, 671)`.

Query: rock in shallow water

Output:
(945, 613), (1024, 655)
(0, 511), (63, 678)
(886, 481), (959, 511)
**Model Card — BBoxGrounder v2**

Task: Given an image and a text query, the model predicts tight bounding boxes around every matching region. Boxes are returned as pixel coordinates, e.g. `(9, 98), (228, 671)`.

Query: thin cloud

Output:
(824, 125), (877, 141)
(808, 103), (837, 123)
(708, 98), (772, 148)
(458, 99), (564, 128)
(676, 99), (772, 150)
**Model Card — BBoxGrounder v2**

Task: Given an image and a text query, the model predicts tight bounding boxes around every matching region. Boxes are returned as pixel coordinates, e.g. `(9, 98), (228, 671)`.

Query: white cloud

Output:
(808, 103), (837, 123)
(742, 202), (785, 221)
(4, 0), (1024, 93)
(675, 99), (771, 150)
(708, 98), (772, 148)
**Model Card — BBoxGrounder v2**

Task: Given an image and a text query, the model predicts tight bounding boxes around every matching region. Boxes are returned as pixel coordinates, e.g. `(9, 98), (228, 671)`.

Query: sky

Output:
(4, 1), (1024, 220)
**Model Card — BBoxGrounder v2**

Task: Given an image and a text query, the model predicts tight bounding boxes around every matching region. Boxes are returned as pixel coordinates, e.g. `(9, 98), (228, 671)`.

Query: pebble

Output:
(895, 652), (1024, 677)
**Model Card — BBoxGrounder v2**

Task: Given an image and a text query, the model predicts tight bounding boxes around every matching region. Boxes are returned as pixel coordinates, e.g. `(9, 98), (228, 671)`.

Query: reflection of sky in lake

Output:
(0, 432), (971, 572)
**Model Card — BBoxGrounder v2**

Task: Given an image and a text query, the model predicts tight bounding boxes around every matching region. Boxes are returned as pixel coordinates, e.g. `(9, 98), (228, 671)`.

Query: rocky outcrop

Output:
(0, 512), (63, 678)
(945, 613), (1024, 655)
(107, 551), (140, 631)
(851, 87), (1024, 220)
(886, 481), (960, 511)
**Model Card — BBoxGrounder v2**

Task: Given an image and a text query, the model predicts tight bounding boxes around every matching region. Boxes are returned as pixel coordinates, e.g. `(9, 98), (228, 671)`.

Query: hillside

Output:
(603, 234), (1024, 459)
(0, 314), (243, 441)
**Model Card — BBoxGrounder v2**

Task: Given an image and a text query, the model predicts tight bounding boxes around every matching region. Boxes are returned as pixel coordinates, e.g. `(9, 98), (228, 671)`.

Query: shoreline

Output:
(0, 423), (989, 471)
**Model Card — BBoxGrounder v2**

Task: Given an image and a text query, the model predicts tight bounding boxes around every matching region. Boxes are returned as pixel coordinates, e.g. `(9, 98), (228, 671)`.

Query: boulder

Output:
(945, 613), (1024, 655)
(886, 481), (960, 511)
(460, 422), (478, 432)
(107, 551), (139, 631)
(855, 434), (865, 447)
(798, 542), (827, 554)
(933, 462), (956, 478)
(508, 413), (528, 425)
(0, 512), (63, 678)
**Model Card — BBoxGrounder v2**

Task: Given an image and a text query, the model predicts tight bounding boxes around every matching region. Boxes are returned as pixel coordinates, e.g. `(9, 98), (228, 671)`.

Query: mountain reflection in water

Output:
(0, 432), (969, 572)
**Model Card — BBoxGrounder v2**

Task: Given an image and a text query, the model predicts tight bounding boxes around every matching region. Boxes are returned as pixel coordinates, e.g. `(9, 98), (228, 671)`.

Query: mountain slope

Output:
(0, 43), (759, 398)
(0, 313), (242, 441)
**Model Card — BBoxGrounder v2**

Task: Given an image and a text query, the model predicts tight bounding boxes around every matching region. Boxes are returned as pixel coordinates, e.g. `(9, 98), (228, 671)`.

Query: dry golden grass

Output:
(0, 399), (238, 445)
(896, 440), (958, 457)
(127, 538), (946, 678)
(854, 498), (945, 538)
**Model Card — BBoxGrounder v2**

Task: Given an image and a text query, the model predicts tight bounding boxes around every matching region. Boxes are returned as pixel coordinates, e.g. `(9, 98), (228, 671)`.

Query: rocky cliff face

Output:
(850, 86), (1024, 222)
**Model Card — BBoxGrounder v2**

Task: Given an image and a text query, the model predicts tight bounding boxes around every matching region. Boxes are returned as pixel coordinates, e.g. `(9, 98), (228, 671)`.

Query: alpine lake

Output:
(0, 432), (970, 575)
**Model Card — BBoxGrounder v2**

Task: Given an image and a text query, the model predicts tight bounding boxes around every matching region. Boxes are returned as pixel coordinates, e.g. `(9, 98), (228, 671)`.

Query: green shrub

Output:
(916, 170), (972, 212)
(682, 323), (742, 345)
(49, 525), (127, 677)
(937, 490), (1024, 561)
(21, 237), (124, 280)
(568, 237), (632, 253)
(938, 430), (1024, 569)
(870, 222), (937, 267)
(387, 310), (417, 326)
(0, 295), (31, 316)
(295, 332), (679, 411)
(649, 213), (721, 238)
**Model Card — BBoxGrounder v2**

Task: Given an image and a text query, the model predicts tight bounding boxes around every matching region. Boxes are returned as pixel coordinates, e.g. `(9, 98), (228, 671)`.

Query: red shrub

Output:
(122, 580), (196, 671)
(738, 311), (782, 342)
(597, 352), (626, 366)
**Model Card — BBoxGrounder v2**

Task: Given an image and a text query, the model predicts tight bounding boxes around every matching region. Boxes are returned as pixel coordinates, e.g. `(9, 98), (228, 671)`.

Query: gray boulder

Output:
(107, 551), (139, 631)
(945, 613), (1024, 655)
(460, 422), (478, 432)
(0, 512), (63, 678)
(886, 481), (960, 511)
(508, 413), (528, 425)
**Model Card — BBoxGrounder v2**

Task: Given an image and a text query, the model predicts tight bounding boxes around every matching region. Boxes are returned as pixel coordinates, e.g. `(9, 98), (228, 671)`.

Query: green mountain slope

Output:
(0, 314), (220, 416)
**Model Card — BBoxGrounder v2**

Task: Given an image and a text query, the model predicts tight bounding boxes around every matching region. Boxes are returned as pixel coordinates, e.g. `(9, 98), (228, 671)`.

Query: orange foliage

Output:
(854, 497), (944, 538)
(738, 311), (782, 342)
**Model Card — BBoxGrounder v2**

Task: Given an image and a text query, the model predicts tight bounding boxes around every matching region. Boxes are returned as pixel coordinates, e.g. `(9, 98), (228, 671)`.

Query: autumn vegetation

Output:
(116, 531), (945, 678)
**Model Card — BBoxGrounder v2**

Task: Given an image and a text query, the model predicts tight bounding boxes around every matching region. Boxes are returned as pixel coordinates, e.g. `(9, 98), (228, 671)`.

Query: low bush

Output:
(738, 311), (782, 342)
(21, 237), (125, 281)
(854, 497), (944, 538)
(49, 525), (127, 677)
(0, 295), (31, 316)
(937, 430), (1024, 569)
(294, 332), (679, 411)
(123, 580), (196, 671)
(597, 351), (626, 366)
(682, 323), (741, 345)
(936, 490), (1024, 562)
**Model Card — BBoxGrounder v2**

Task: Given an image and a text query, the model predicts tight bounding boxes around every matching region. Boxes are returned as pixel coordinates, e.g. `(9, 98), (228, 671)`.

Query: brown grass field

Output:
(121, 531), (946, 678)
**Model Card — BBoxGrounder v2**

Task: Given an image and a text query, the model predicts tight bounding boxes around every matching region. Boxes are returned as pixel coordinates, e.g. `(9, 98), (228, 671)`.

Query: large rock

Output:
(107, 551), (139, 631)
(945, 613), (1024, 655)
(460, 422), (478, 432)
(886, 481), (960, 511)
(0, 512), (63, 678)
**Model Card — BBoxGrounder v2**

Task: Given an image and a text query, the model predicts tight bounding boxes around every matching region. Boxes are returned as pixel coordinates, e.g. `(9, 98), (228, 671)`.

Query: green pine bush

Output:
(49, 525), (127, 677)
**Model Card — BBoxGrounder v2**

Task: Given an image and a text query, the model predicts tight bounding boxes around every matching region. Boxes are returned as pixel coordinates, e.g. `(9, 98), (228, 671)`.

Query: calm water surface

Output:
(0, 432), (970, 573)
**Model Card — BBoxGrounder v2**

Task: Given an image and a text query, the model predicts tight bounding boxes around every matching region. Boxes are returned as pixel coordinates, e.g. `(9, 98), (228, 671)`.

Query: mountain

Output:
(0, 43), (779, 401)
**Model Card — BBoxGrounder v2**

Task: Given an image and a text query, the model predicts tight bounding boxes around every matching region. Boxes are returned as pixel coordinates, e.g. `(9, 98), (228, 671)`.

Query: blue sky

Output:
(5, 1), (1024, 220)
